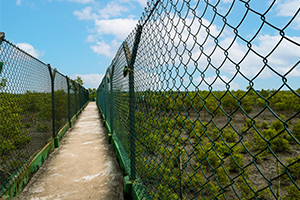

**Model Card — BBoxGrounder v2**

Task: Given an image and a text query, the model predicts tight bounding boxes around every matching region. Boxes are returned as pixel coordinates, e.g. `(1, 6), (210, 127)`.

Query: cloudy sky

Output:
(0, 0), (146, 88)
(0, 0), (299, 90)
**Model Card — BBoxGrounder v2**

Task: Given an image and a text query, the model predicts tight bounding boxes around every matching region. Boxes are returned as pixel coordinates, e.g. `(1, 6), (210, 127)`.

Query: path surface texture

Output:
(16, 102), (124, 200)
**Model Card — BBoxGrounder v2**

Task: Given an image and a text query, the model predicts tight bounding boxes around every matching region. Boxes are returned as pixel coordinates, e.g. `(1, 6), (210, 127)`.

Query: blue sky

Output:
(1, 0), (300, 91)
(0, 0), (146, 88)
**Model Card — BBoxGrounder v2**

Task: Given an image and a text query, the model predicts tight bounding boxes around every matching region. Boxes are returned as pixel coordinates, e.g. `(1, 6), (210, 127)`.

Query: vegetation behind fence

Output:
(0, 33), (89, 196)
(97, 0), (300, 199)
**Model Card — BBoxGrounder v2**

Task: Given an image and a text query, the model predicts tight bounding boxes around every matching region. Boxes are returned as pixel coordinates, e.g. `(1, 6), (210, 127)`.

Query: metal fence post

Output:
(110, 65), (115, 135)
(48, 64), (56, 138)
(73, 82), (78, 116)
(67, 77), (71, 127)
(0, 32), (5, 46)
(0, 33), (4, 74)
(128, 25), (143, 181)
(79, 85), (82, 109)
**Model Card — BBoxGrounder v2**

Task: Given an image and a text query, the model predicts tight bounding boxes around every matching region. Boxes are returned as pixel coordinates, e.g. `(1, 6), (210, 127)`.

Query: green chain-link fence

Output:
(97, 0), (300, 199)
(0, 33), (89, 196)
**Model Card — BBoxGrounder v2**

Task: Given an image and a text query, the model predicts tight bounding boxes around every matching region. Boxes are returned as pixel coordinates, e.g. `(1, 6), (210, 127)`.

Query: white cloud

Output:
(73, 7), (94, 20)
(73, 4), (138, 45)
(90, 39), (120, 58)
(276, 0), (300, 29)
(221, 0), (233, 3)
(67, 0), (94, 4)
(16, 43), (44, 58)
(119, 0), (147, 7)
(73, 2), (130, 21)
(85, 35), (97, 43)
(94, 18), (138, 40)
(135, 0), (147, 7)
(16, 0), (22, 6)
(98, 2), (129, 19)
(276, 0), (300, 17)
(70, 73), (104, 88)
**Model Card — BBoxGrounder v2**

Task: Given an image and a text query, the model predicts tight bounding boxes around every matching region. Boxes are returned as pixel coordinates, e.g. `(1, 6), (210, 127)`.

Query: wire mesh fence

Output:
(97, 0), (300, 199)
(0, 34), (89, 195)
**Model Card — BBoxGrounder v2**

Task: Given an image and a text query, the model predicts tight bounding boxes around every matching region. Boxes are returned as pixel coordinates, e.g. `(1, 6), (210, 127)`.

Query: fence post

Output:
(67, 77), (71, 127)
(109, 65), (115, 144)
(0, 32), (5, 45)
(74, 82), (78, 117)
(128, 25), (143, 181)
(48, 64), (56, 139)
(0, 33), (5, 74)
(79, 85), (82, 110)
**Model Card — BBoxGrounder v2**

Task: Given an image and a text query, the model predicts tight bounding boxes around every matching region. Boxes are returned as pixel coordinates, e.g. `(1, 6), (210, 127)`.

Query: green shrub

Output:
(0, 93), (31, 167)
(190, 121), (207, 138)
(215, 166), (230, 186)
(282, 155), (300, 181)
(283, 184), (300, 200)
(36, 122), (50, 132)
(260, 121), (269, 129)
(222, 128), (237, 142)
(253, 128), (290, 154)
(229, 151), (244, 172)
(292, 119), (300, 141)
(237, 176), (256, 200)
(271, 114), (287, 131)
(24, 122), (31, 128)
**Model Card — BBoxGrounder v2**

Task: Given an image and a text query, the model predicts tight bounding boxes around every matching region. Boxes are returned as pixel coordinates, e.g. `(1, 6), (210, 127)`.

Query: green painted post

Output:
(0, 33), (5, 75)
(67, 77), (71, 127)
(109, 65), (115, 143)
(74, 82), (78, 115)
(0, 32), (5, 45)
(128, 25), (143, 181)
(48, 64), (56, 138)
(79, 86), (82, 109)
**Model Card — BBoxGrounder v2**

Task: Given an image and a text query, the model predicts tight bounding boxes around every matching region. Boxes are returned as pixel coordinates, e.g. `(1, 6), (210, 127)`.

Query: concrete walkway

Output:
(16, 102), (124, 200)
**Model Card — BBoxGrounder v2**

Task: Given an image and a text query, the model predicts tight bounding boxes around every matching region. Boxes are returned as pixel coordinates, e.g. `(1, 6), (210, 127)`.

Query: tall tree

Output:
(74, 76), (84, 86)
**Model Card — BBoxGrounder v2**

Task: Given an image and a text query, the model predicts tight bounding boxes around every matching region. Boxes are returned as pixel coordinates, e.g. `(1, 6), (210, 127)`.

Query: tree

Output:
(88, 88), (97, 101)
(74, 76), (84, 86)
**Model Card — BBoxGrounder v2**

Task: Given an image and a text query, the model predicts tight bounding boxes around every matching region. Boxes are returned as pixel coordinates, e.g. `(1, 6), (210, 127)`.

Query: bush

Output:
(283, 184), (300, 200)
(36, 122), (50, 132)
(260, 121), (269, 129)
(292, 119), (300, 141)
(271, 114), (287, 131)
(0, 93), (31, 167)
(253, 128), (290, 154)
(229, 151), (244, 172)
(222, 128), (237, 143)
(283, 155), (300, 181)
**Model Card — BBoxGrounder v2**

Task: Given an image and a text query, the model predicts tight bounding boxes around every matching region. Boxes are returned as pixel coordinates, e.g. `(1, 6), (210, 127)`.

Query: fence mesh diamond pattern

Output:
(97, 0), (300, 199)
(0, 36), (89, 196)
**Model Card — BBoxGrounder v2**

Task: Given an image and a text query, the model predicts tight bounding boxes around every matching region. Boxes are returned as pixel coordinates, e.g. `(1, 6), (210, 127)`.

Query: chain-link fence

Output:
(0, 33), (89, 195)
(97, 0), (300, 199)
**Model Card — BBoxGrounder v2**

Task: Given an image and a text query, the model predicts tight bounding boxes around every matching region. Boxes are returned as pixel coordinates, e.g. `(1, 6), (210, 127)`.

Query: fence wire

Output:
(0, 36), (89, 195)
(97, 0), (300, 199)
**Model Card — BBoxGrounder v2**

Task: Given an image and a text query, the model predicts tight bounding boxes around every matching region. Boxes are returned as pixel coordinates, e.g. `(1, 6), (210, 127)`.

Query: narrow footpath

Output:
(16, 102), (124, 200)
